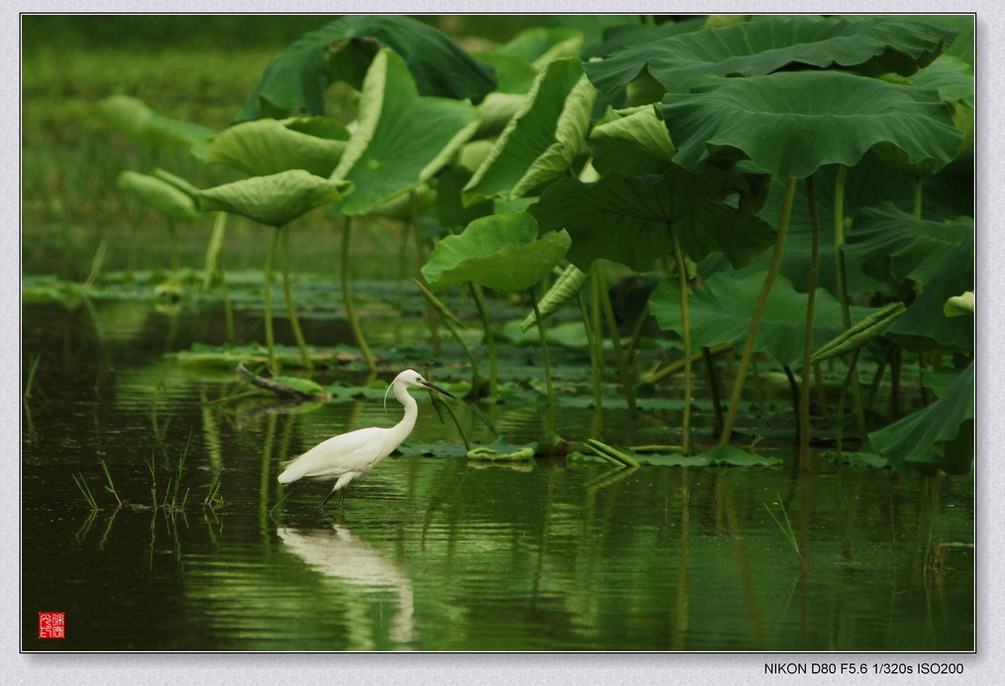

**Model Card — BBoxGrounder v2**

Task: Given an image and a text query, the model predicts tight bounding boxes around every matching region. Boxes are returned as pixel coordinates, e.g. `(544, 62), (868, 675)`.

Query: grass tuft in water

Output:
(98, 458), (123, 508)
(72, 473), (100, 511)
(764, 495), (805, 566)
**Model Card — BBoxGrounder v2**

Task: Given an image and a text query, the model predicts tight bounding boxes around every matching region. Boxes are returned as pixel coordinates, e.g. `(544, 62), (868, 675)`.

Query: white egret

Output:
(277, 369), (455, 509)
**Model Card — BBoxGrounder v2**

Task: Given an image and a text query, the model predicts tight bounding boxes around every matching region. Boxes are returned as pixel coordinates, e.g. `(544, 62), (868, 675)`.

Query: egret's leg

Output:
(320, 486), (339, 510)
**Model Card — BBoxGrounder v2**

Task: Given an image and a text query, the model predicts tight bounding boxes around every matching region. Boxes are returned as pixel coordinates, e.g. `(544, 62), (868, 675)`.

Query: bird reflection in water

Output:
(277, 523), (415, 648)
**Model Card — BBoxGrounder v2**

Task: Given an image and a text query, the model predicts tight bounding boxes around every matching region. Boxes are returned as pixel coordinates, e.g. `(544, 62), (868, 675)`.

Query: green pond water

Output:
(21, 295), (974, 652)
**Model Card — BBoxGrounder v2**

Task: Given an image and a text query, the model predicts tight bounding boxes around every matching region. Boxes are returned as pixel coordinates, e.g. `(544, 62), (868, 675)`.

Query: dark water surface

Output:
(21, 299), (974, 652)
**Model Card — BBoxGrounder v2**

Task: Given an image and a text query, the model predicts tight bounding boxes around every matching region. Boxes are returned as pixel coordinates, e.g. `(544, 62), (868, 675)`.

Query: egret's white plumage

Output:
(277, 369), (454, 508)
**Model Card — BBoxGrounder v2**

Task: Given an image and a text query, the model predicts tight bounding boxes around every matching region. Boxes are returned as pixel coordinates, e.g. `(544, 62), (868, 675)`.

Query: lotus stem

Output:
(594, 262), (638, 417)
(341, 218), (377, 371)
(263, 228), (280, 372)
(703, 346), (725, 437)
(578, 290), (604, 423)
(833, 164), (867, 442)
(280, 225), (312, 369)
(411, 192), (442, 355)
(530, 288), (556, 431)
(670, 229), (693, 455)
(798, 176), (821, 468)
(470, 282), (498, 398)
(720, 177), (797, 445)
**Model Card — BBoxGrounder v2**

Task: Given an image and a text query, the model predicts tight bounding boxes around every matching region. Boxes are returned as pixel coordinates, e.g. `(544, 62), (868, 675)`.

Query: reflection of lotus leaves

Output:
(277, 525), (414, 647)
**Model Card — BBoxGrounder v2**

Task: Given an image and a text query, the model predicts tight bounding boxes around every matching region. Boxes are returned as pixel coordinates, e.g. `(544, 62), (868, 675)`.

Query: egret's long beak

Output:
(421, 381), (456, 399)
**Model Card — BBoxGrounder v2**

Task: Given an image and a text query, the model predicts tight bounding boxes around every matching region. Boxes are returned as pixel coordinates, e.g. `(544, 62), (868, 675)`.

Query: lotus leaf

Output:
(658, 70), (962, 179)
(586, 16), (955, 97)
(869, 361), (973, 473)
(332, 49), (479, 216)
(198, 170), (351, 227)
(204, 117), (349, 178)
(463, 57), (596, 205)
(117, 171), (200, 221)
(843, 203), (973, 285)
(421, 212), (570, 292)
(650, 270), (877, 366)
(531, 166), (774, 272)
(236, 15), (495, 121)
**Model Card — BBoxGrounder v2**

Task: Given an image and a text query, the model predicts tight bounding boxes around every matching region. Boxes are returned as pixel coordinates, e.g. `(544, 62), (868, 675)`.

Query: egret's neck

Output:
(394, 384), (420, 433)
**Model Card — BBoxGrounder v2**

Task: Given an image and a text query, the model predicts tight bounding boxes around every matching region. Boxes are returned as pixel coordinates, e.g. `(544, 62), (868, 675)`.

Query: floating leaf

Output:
(236, 15), (496, 121)
(585, 16), (955, 97)
(204, 117), (349, 177)
(569, 443), (782, 467)
(198, 170), (351, 227)
(531, 166), (774, 272)
(463, 57), (596, 205)
(117, 171), (200, 221)
(332, 49), (479, 216)
(421, 212), (570, 292)
(869, 362), (973, 473)
(658, 70), (963, 179)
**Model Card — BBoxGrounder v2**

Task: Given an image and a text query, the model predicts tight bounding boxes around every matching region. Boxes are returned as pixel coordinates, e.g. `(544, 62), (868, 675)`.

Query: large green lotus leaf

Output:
(204, 117), (349, 178)
(463, 58), (596, 205)
(332, 49), (479, 216)
(650, 270), (877, 366)
(589, 105), (676, 176)
(886, 240), (974, 353)
(910, 54), (973, 107)
(470, 51), (539, 94)
(472, 92), (529, 140)
(551, 15), (644, 48)
(530, 167), (774, 272)
(658, 70), (963, 179)
(869, 361), (973, 473)
(236, 15), (496, 121)
(117, 171), (200, 221)
(498, 26), (583, 68)
(843, 203), (973, 285)
(585, 16), (954, 97)
(421, 212), (570, 292)
(198, 170), (351, 227)
(99, 95), (214, 150)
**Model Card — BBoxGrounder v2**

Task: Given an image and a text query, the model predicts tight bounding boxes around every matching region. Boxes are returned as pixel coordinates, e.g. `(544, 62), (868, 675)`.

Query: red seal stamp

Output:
(38, 612), (65, 639)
